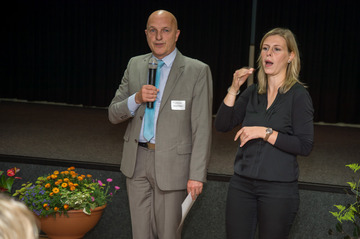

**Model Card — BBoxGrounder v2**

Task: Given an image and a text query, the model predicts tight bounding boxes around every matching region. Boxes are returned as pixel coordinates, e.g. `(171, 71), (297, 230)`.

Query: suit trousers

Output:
(126, 146), (187, 239)
(226, 173), (299, 239)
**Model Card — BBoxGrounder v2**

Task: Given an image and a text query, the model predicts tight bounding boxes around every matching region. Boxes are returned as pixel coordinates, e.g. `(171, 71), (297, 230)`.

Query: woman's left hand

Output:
(234, 126), (266, 147)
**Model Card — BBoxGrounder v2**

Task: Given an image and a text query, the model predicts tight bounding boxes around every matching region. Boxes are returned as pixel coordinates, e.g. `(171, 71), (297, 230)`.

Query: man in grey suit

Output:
(108, 10), (213, 239)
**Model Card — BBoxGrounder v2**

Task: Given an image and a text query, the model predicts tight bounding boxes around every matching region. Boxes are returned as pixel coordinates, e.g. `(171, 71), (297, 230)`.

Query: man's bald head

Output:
(147, 10), (178, 30)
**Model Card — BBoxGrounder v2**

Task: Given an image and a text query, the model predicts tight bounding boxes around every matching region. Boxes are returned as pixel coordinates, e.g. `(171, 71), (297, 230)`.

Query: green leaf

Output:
(347, 182), (357, 189)
(336, 223), (343, 232)
(341, 208), (355, 222)
(83, 207), (91, 215)
(346, 163), (360, 173)
(6, 177), (15, 190)
(334, 205), (346, 211)
(0, 175), (6, 187)
(330, 211), (339, 218)
(353, 224), (360, 237)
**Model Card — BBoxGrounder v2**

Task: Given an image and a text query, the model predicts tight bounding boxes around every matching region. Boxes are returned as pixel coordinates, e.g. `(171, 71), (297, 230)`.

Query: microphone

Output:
(147, 58), (158, 109)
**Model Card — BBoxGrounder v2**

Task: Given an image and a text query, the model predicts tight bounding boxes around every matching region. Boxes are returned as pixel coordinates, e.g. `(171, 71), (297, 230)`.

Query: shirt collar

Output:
(153, 48), (177, 68)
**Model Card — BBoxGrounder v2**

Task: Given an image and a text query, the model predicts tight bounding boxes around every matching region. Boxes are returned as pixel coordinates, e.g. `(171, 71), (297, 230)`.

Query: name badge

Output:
(171, 100), (186, 110)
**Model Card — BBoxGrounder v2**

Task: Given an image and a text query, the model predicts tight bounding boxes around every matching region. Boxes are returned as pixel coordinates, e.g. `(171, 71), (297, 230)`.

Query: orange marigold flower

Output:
(87, 174), (92, 178)
(54, 207), (59, 212)
(45, 183), (51, 188)
(55, 181), (61, 186)
(61, 183), (68, 188)
(70, 186), (76, 191)
(64, 204), (69, 210)
(53, 170), (59, 175)
(81, 175), (86, 178)
(51, 174), (57, 179)
(45, 207), (50, 211)
(74, 183), (79, 187)
(68, 166), (75, 171)
(77, 176), (83, 181)
(64, 178), (69, 182)
(50, 192), (54, 196)
(43, 203), (48, 208)
(69, 182), (74, 187)
(52, 187), (59, 194)
(64, 171), (69, 175)
(47, 176), (51, 180)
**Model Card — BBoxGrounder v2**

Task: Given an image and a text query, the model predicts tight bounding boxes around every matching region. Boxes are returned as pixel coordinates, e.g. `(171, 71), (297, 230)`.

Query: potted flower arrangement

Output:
(329, 163), (360, 239)
(12, 166), (120, 239)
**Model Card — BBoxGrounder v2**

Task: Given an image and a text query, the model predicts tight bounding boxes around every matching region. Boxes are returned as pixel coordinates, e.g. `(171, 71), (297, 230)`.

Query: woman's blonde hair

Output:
(256, 28), (304, 94)
(0, 194), (39, 239)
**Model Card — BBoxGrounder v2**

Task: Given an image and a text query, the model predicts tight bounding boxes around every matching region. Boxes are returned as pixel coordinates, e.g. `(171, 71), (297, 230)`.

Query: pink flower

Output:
(7, 170), (15, 177)
(110, 193), (113, 196)
(106, 178), (113, 183)
(98, 180), (103, 186)
(7, 167), (20, 177)
(91, 197), (95, 202)
(115, 186), (120, 191)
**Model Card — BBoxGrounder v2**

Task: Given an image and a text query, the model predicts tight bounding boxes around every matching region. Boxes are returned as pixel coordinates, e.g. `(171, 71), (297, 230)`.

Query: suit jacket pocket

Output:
(177, 144), (192, 155)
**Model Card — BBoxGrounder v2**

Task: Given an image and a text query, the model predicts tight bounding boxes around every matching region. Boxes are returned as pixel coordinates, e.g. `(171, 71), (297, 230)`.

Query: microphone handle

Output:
(147, 68), (157, 109)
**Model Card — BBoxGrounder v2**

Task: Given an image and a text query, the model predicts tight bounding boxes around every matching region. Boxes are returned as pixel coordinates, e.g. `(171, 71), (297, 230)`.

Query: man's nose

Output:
(156, 31), (162, 40)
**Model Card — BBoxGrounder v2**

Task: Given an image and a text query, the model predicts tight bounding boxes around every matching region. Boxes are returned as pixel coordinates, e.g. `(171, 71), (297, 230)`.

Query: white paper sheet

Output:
(178, 192), (196, 229)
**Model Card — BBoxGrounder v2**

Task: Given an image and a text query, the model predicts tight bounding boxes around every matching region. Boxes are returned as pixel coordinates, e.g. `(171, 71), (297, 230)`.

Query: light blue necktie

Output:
(143, 60), (164, 142)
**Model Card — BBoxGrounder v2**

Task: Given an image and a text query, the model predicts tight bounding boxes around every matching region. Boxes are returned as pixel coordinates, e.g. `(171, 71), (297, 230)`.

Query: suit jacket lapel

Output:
(159, 51), (185, 113)
(140, 54), (152, 86)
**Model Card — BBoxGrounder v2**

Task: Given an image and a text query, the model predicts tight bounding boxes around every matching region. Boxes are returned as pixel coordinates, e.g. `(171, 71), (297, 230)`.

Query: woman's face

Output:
(261, 35), (293, 78)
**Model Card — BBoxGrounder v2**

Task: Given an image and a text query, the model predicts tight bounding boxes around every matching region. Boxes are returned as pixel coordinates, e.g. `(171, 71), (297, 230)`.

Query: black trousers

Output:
(226, 174), (299, 239)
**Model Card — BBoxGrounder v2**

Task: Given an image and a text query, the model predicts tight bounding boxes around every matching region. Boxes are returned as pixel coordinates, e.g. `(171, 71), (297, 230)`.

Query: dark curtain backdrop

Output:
(255, 0), (360, 124)
(1, 0), (359, 124)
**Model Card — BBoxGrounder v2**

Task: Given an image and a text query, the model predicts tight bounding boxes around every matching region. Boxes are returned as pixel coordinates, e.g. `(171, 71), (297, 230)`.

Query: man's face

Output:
(145, 12), (180, 59)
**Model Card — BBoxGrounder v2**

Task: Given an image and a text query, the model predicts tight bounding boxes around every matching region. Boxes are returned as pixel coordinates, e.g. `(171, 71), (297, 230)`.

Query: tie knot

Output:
(157, 60), (165, 69)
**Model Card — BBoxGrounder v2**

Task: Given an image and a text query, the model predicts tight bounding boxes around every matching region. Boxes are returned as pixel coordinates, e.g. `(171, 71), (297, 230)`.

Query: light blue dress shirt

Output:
(127, 49), (177, 143)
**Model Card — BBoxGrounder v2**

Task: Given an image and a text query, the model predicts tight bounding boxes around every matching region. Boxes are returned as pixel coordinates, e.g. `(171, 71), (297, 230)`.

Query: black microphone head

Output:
(149, 58), (158, 70)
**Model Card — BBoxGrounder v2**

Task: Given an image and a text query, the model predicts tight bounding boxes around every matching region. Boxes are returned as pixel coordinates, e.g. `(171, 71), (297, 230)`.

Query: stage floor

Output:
(1, 100), (359, 186)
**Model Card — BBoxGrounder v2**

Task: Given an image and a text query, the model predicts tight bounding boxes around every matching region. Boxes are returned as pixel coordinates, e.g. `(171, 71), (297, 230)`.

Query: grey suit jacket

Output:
(108, 50), (213, 191)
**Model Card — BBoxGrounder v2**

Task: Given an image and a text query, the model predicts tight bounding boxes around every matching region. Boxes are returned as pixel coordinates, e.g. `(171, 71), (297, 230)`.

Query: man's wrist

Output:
(134, 92), (142, 104)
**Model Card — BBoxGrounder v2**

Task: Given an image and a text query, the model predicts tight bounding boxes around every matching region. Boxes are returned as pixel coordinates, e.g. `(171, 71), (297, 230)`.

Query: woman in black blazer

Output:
(215, 28), (314, 239)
